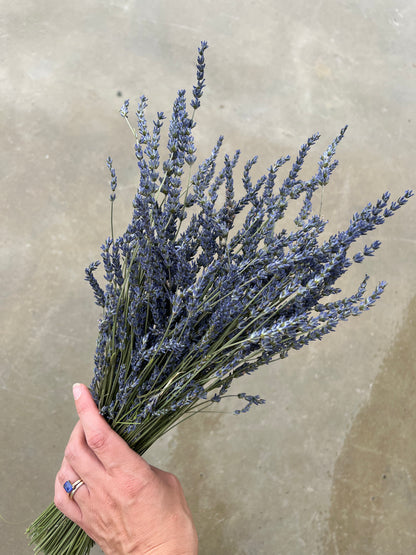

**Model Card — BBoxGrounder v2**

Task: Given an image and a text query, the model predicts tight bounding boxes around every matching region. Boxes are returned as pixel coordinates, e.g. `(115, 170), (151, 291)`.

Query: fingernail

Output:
(73, 383), (82, 401)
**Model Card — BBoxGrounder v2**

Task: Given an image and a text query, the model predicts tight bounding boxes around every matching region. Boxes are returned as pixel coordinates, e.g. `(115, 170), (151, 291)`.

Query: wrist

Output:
(102, 533), (198, 555)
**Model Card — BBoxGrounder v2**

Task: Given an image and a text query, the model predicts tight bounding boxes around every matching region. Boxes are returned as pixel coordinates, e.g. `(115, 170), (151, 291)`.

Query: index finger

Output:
(72, 383), (148, 473)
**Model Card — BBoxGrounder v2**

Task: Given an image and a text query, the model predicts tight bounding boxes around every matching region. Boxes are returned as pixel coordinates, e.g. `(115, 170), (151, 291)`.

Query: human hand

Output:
(54, 383), (198, 555)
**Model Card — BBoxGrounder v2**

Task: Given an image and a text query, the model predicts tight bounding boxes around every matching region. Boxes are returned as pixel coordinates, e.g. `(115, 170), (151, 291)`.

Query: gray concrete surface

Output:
(1, 1), (415, 553)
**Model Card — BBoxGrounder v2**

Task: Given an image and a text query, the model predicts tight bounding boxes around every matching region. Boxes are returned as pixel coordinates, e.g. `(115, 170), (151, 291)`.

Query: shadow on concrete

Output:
(323, 295), (416, 554)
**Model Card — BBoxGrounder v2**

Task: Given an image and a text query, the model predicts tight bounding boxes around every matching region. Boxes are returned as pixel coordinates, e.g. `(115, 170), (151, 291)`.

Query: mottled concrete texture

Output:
(1, 1), (415, 554)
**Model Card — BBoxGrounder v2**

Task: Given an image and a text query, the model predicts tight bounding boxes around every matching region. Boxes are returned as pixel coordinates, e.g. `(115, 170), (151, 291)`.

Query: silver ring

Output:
(63, 479), (85, 499)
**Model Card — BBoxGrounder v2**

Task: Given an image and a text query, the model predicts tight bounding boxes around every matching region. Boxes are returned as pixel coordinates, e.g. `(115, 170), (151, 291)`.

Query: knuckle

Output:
(87, 431), (107, 451)
(56, 469), (66, 485)
(64, 443), (76, 461)
(165, 471), (181, 490)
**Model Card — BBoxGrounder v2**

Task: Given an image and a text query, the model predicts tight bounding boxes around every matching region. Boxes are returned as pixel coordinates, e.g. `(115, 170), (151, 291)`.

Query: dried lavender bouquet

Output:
(27, 42), (412, 554)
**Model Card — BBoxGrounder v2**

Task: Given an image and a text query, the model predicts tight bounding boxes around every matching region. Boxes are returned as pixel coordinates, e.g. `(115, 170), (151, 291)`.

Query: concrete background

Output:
(1, 1), (415, 553)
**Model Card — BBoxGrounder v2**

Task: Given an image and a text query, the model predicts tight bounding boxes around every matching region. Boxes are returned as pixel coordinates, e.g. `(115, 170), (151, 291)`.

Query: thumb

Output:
(72, 383), (113, 447)
(72, 383), (148, 471)
(72, 383), (101, 417)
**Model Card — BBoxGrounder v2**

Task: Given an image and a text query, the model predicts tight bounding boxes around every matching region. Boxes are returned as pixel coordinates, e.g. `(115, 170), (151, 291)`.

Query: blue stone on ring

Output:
(63, 480), (73, 493)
